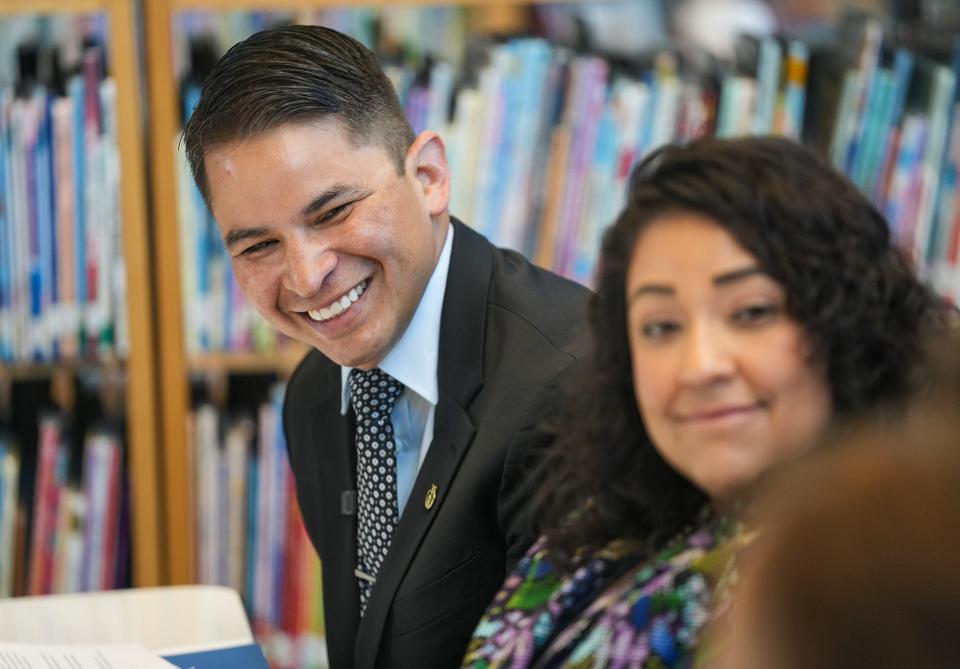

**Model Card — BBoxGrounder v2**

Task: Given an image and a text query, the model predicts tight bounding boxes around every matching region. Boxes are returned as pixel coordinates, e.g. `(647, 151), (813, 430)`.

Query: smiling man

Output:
(182, 25), (590, 669)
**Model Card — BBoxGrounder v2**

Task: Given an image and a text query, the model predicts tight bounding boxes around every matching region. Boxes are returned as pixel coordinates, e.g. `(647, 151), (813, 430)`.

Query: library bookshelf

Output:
(0, 0), (163, 586)
(144, 0), (576, 586)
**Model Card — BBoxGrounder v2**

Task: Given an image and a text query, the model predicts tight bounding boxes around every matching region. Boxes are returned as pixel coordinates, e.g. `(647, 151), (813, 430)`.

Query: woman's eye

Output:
(641, 321), (680, 339)
(733, 303), (780, 325)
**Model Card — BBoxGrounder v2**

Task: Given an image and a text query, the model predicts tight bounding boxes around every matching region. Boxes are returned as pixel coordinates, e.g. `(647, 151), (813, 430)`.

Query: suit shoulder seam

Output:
(487, 301), (579, 360)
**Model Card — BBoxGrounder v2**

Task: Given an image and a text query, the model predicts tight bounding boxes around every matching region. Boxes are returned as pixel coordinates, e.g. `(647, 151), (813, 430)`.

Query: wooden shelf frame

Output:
(0, 0), (164, 587)
(188, 345), (309, 376)
(169, 0), (568, 9)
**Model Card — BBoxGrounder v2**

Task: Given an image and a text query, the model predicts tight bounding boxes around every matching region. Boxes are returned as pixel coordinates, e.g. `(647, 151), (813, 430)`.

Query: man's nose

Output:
(282, 242), (337, 298)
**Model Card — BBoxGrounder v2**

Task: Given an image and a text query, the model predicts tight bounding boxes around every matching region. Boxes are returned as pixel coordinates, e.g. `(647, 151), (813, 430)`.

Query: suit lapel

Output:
(354, 220), (492, 668)
(354, 391), (476, 668)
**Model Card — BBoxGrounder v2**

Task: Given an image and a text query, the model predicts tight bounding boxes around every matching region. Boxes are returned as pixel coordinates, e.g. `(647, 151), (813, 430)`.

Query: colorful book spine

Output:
(80, 431), (121, 592)
(779, 40), (809, 140)
(0, 439), (20, 598)
(753, 37), (783, 135)
(188, 384), (323, 665)
(0, 91), (12, 361)
(28, 415), (65, 595)
(52, 96), (78, 360)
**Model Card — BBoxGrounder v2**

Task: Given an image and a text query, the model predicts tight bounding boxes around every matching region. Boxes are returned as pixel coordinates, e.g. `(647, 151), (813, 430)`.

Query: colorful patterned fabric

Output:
(461, 514), (744, 669)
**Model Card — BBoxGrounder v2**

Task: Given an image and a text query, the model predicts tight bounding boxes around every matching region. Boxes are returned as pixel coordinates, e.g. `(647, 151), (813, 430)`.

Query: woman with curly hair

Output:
(461, 136), (948, 668)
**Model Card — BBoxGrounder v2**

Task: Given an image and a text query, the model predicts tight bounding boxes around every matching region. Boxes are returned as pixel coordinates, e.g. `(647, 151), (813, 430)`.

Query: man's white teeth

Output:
(307, 280), (366, 322)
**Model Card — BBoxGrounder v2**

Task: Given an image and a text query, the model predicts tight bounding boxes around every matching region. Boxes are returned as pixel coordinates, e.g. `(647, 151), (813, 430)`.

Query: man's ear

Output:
(405, 130), (450, 217)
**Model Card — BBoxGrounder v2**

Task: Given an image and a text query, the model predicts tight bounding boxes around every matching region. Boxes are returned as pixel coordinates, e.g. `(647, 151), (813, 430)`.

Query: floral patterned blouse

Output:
(461, 514), (745, 669)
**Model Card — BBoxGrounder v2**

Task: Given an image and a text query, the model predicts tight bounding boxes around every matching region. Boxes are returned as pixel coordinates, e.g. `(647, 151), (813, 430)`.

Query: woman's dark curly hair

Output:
(538, 136), (947, 559)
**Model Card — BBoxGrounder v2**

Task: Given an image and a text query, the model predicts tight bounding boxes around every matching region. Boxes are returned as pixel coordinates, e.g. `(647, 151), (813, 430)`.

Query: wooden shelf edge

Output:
(109, 0), (164, 588)
(188, 345), (309, 376)
(0, 357), (126, 382)
(0, 0), (108, 15)
(171, 0), (576, 10)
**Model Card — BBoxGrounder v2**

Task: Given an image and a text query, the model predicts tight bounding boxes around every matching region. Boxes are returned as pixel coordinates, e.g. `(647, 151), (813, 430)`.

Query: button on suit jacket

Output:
(283, 220), (591, 669)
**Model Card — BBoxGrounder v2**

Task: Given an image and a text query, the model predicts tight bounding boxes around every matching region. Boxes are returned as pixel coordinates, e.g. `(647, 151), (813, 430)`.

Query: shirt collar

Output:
(340, 224), (453, 413)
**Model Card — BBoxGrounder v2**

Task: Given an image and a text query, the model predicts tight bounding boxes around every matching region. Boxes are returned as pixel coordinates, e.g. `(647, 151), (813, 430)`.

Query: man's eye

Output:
(318, 203), (351, 224)
(239, 240), (275, 256)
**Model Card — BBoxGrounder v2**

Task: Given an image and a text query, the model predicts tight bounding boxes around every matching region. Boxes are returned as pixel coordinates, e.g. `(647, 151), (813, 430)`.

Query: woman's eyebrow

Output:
(713, 266), (766, 286)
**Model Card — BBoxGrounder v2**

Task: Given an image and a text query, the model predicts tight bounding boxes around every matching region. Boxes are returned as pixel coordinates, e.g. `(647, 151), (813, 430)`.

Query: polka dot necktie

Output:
(349, 367), (404, 615)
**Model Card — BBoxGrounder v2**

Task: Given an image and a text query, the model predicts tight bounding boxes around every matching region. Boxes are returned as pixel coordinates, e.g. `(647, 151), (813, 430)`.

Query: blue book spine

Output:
(874, 49), (915, 202)
(36, 93), (55, 360)
(846, 67), (881, 177)
(46, 93), (59, 360)
(26, 101), (42, 361)
(245, 454), (259, 614)
(637, 69), (658, 158)
(783, 41), (809, 140)
(486, 46), (522, 245)
(183, 85), (213, 350)
(754, 37), (782, 134)
(573, 106), (616, 283)
(853, 69), (894, 193)
(270, 385), (289, 627)
(931, 39), (960, 262)
(218, 445), (228, 586)
(510, 39), (552, 255)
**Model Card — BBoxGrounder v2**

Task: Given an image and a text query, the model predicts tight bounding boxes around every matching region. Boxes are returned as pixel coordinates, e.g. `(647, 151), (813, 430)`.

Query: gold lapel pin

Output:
(424, 484), (438, 510)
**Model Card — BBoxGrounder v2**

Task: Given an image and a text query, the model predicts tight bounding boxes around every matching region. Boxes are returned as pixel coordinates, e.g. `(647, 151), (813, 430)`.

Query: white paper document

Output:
(0, 642), (176, 669)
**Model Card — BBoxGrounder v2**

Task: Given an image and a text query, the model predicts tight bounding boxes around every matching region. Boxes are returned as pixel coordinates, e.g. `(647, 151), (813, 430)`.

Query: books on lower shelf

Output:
(189, 384), (325, 669)
(0, 413), (128, 600)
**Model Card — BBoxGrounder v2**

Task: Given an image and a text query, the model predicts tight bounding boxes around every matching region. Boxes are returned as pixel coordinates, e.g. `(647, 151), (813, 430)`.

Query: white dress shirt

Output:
(339, 225), (453, 516)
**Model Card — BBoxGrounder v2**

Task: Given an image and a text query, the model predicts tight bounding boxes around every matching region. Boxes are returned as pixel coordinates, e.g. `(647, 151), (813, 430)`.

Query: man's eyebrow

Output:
(223, 227), (271, 250)
(222, 185), (373, 250)
(300, 185), (369, 218)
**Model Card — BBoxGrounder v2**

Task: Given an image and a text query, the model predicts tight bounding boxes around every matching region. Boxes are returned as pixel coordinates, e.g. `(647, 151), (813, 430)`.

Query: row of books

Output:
(173, 10), (960, 358)
(827, 16), (960, 303)
(174, 6), (473, 81)
(189, 385), (324, 669)
(0, 416), (127, 600)
(0, 37), (127, 364)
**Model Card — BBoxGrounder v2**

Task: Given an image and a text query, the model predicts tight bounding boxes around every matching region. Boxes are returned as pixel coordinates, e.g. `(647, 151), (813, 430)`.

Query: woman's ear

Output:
(405, 130), (451, 217)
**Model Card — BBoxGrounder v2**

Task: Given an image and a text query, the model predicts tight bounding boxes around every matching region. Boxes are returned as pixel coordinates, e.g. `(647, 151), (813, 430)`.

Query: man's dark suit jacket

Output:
(283, 219), (591, 669)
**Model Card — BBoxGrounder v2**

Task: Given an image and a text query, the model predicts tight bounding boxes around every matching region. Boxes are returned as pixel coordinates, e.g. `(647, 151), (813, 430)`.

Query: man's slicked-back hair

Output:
(183, 24), (415, 204)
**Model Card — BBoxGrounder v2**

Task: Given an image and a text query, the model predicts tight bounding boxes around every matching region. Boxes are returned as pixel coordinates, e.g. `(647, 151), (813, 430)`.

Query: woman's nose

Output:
(678, 322), (736, 386)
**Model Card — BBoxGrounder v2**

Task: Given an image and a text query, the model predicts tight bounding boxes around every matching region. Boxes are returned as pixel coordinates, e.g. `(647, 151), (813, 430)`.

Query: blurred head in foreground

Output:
(721, 330), (960, 669)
